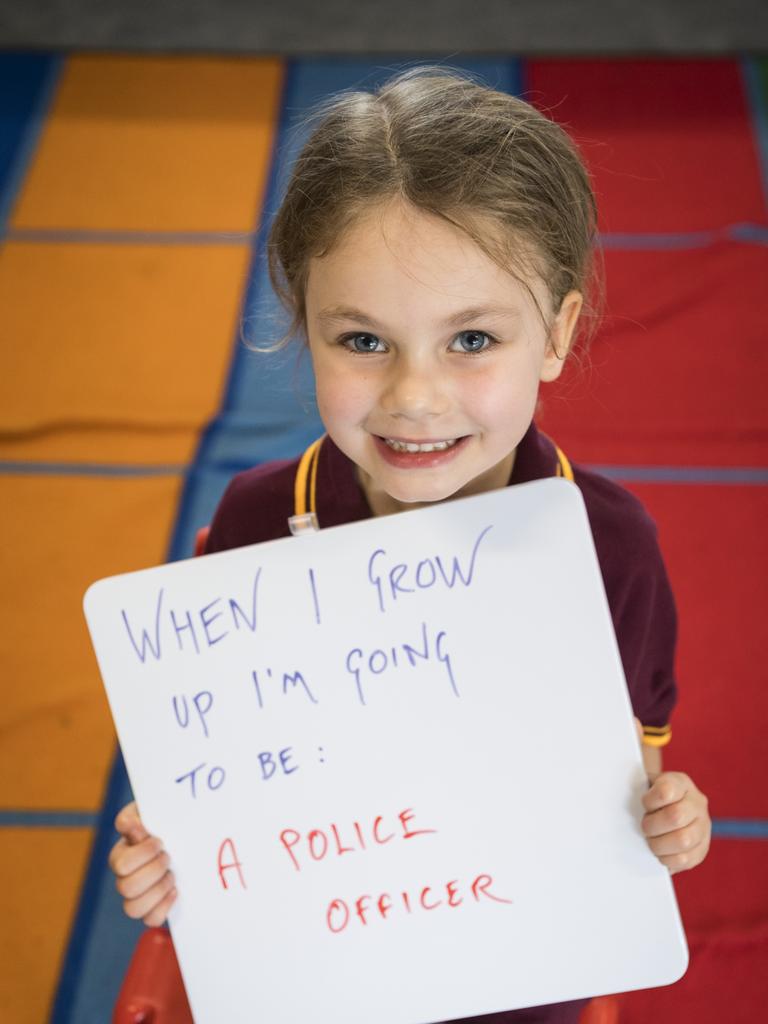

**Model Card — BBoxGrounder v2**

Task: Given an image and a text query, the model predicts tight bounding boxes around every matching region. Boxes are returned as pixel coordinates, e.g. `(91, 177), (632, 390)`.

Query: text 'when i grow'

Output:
(119, 525), (492, 707)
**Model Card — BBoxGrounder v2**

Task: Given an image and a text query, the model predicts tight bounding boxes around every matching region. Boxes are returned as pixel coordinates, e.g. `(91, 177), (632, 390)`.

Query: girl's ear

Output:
(540, 290), (583, 383)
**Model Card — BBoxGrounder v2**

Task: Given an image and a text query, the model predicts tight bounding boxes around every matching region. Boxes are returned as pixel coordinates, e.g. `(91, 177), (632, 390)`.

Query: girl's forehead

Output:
(307, 201), (542, 305)
(331, 200), (497, 260)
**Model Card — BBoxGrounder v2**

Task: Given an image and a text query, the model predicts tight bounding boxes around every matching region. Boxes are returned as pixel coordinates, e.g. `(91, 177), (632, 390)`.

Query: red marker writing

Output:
(217, 837), (247, 890)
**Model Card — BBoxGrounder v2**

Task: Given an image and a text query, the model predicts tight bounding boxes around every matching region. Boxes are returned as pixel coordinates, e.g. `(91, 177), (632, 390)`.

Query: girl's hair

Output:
(265, 64), (601, 354)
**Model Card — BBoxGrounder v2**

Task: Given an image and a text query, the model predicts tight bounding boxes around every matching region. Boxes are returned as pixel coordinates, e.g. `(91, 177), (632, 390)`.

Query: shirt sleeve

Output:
(611, 523), (678, 748)
(578, 467), (679, 749)
(202, 458), (298, 554)
(203, 474), (242, 554)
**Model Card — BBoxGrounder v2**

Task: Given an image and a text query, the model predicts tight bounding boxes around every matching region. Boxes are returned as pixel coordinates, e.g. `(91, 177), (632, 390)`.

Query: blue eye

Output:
(342, 333), (386, 354)
(451, 330), (493, 353)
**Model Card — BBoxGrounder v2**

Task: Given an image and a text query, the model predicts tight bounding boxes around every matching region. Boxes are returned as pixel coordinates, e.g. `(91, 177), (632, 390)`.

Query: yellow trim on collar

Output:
(309, 436), (321, 516)
(554, 444), (574, 482)
(293, 437), (324, 517)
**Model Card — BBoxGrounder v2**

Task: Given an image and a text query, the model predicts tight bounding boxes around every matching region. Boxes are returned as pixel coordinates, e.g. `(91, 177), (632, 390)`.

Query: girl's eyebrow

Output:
(316, 304), (522, 329)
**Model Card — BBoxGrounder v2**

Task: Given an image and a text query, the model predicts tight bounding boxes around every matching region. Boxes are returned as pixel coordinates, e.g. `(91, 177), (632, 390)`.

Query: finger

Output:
(115, 850), (171, 901)
(143, 886), (178, 928)
(642, 796), (698, 838)
(656, 839), (710, 875)
(114, 801), (149, 845)
(109, 835), (164, 878)
(645, 819), (704, 857)
(634, 717), (643, 745)
(122, 869), (176, 922)
(642, 772), (691, 813)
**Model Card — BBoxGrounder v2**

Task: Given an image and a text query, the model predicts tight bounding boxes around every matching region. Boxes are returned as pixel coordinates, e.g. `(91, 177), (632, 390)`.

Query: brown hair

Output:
(263, 64), (601, 354)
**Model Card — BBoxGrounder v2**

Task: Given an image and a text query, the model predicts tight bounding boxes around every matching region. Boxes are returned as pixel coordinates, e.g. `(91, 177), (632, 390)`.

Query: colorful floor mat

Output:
(0, 52), (766, 1024)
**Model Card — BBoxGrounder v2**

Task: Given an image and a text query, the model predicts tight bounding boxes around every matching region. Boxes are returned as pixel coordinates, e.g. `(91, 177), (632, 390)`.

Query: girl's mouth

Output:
(373, 434), (469, 468)
(384, 437), (458, 453)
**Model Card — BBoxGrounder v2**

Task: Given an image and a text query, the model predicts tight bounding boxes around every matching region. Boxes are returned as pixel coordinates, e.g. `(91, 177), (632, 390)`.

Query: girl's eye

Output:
(450, 330), (494, 354)
(341, 333), (386, 354)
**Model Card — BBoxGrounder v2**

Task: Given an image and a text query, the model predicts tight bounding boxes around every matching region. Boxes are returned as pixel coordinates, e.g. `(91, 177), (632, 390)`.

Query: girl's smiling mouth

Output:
(384, 437), (459, 453)
(373, 434), (470, 469)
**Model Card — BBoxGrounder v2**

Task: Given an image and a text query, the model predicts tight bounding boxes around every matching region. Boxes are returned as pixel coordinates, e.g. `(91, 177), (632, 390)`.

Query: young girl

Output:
(108, 65), (711, 1023)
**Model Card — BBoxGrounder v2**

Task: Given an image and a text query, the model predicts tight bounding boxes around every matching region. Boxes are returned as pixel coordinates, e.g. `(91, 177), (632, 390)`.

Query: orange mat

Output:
(0, 53), (284, 1023)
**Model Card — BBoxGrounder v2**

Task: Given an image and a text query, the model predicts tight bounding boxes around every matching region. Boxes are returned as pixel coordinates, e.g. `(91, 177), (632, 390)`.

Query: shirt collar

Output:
(508, 421), (561, 485)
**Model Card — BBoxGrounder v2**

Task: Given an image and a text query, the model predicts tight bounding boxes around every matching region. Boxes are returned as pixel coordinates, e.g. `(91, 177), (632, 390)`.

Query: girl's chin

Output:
(367, 456), (516, 510)
(372, 473), (474, 508)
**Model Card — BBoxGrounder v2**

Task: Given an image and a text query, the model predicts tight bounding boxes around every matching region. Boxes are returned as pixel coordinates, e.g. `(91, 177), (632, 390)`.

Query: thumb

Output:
(114, 801), (149, 845)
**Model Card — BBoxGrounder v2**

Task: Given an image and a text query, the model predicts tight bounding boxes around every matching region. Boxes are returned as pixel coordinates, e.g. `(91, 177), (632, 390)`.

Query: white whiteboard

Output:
(84, 478), (688, 1023)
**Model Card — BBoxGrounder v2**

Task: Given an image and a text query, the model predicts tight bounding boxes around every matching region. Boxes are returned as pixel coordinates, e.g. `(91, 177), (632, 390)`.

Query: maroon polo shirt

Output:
(205, 420), (678, 1024)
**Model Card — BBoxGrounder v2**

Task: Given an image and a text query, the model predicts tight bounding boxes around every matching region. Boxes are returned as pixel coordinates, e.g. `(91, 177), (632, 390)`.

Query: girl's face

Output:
(305, 200), (582, 515)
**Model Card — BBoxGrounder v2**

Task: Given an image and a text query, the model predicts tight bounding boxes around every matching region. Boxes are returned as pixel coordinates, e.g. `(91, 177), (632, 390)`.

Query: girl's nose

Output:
(379, 358), (449, 420)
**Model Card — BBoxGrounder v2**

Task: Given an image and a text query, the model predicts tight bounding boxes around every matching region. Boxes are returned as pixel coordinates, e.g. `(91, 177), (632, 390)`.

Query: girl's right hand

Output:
(108, 801), (177, 926)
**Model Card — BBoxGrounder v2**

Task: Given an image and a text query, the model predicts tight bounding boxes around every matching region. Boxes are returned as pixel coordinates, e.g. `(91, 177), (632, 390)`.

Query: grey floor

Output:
(1, 0), (768, 54)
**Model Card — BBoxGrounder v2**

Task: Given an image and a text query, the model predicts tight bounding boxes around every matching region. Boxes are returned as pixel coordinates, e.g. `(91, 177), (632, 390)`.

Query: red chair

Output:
(193, 526), (210, 558)
(581, 995), (620, 1024)
(113, 928), (193, 1023)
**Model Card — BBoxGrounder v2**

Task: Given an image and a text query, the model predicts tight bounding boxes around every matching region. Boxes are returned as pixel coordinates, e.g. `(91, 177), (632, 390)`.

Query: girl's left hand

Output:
(641, 771), (711, 874)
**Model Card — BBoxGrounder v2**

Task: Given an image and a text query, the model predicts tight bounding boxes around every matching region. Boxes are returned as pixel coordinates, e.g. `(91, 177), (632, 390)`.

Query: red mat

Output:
(530, 58), (768, 1024)
(526, 59), (766, 233)
(673, 840), (768, 935)
(538, 244), (768, 467)
(618, 927), (768, 1024)
(645, 841), (768, 1024)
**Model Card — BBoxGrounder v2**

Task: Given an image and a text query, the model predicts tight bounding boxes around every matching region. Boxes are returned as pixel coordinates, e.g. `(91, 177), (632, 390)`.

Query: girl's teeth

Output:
(384, 438), (458, 453)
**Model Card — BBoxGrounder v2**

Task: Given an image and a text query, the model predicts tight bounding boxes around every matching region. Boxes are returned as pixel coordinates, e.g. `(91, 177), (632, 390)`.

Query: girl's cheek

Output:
(316, 378), (372, 423)
(460, 375), (533, 416)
